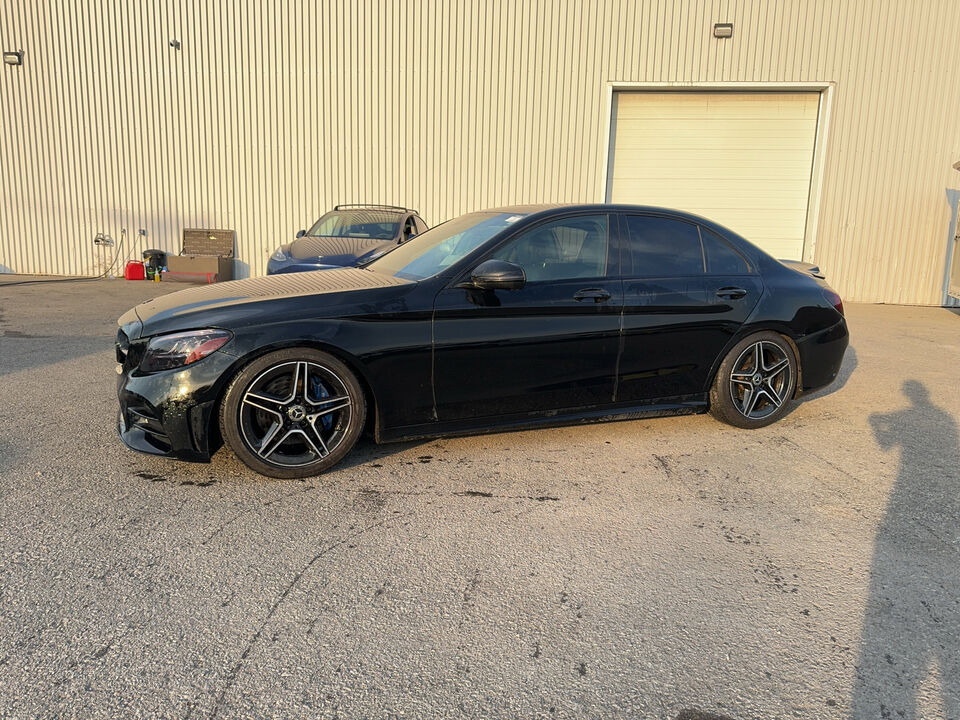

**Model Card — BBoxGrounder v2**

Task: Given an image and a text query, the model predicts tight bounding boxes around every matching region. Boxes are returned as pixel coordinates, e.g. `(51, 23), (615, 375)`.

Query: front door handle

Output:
(716, 287), (748, 300)
(573, 288), (612, 303)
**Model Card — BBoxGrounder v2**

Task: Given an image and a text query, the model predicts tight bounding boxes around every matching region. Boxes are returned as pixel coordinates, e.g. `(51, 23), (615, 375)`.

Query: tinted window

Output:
(491, 215), (610, 282)
(701, 227), (751, 274)
(368, 212), (525, 280)
(623, 216), (704, 276)
(307, 210), (401, 240)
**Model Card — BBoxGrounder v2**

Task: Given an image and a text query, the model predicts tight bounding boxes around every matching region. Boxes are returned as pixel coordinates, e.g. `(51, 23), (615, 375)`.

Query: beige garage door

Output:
(608, 92), (820, 260)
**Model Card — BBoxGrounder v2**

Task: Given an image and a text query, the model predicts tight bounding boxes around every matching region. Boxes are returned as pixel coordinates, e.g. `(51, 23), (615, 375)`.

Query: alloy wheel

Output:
(238, 360), (353, 467)
(728, 340), (792, 420)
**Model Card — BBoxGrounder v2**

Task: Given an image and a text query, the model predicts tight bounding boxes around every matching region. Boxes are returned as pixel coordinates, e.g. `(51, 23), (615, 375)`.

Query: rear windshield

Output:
(307, 210), (401, 240)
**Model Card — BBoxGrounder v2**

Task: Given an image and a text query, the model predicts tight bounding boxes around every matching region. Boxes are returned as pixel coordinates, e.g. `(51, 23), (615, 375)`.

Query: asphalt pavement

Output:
(0, 275), (958, 719)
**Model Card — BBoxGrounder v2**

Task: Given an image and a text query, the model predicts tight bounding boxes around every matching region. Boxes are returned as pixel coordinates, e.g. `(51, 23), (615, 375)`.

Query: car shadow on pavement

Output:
(850, 380), (960, 718)
(332, 435), (429, 472)
(0, 334), (111, 377)
(0, 436), (14, 475)
(798, 345), (858, 404)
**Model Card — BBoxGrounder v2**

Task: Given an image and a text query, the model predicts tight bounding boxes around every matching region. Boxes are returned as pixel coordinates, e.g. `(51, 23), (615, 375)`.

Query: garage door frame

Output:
(600, 82), (835, 264)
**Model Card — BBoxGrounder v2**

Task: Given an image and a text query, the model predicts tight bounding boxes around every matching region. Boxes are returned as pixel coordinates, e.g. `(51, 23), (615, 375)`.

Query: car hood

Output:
(118, 267), (412, 341)
(290, 235), (393, 260)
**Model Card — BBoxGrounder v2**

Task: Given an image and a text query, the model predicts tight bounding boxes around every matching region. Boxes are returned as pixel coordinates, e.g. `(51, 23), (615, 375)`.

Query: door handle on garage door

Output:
(573, 288), (612, 303)
(716, 287), (748, 300)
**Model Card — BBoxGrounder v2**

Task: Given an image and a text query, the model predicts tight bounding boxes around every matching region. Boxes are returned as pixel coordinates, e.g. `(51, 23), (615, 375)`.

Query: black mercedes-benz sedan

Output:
(266, 204), (428, 274)
(116, 204), (849, 478)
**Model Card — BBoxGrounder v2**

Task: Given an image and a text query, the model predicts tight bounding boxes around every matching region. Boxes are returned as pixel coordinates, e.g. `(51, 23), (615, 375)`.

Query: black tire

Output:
(709, 331), (798, 429)
(219, 348), (366, 478)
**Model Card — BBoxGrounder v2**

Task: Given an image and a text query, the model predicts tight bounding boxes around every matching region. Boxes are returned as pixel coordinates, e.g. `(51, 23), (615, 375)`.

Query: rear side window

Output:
(701, 227), (751, 274)
(623, 216), (704, 276)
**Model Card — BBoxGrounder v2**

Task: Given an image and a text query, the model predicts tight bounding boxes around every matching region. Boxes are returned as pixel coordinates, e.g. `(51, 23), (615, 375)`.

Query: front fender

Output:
(223, 313), (434, 435)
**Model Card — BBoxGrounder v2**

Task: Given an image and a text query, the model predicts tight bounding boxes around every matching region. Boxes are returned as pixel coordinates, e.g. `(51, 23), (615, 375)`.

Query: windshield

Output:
(366, 212), (525, 280)
(306, 210), (402, 240)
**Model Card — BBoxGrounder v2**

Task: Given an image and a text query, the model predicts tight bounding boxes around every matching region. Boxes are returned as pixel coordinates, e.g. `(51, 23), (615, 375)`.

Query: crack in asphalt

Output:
(200, 484), (317, 546)
(198, 484), (557, 551)
(346, 487), (560, 502)
(208, 513), (410, 719)
(773, 435), (860, 484)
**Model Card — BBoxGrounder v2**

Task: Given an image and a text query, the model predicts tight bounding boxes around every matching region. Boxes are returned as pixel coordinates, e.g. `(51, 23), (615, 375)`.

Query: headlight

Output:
(140, 329), (233, 373)
(271, 245), (290, 262)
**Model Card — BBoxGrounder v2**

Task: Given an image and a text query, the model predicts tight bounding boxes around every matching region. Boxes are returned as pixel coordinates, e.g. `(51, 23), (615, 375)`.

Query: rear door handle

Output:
(573, 288), (612, 303)
(716, 287), (748, 300)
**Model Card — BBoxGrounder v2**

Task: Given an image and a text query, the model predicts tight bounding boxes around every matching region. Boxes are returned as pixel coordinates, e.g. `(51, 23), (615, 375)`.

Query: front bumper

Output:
(796, 316), (849, 393)
(116, 349), (239, 462)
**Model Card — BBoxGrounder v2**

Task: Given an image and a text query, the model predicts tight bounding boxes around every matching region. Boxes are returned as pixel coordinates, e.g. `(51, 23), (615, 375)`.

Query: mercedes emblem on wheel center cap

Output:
(753, 373), (763, 385)
(287, 404), (307, 422)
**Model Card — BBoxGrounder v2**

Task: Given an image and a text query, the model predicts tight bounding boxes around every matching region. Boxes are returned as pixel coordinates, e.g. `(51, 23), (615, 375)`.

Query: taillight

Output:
(823, 288), (844, 316)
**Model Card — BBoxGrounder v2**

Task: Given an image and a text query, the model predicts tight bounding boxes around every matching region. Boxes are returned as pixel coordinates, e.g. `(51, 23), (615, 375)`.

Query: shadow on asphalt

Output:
(333, 436), (429, 472)
(798, 345), (858, 404)
(0, 336), (110, 377)
(851, 380), (960, 718)
(675, 711), (739, 720)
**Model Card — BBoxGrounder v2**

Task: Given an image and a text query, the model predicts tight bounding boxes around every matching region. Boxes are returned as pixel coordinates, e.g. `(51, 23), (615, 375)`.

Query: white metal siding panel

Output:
(610, 92), (819, 260)
(1, 0), (959, 304)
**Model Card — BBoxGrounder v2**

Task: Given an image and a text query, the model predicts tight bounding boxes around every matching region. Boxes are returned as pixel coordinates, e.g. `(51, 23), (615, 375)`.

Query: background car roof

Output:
(333, 204), (417, 214)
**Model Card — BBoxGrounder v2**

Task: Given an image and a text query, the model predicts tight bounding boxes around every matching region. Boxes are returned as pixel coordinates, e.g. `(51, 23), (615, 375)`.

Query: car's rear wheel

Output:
(709, 331), (797, 428)
(220, 348), (366, 478)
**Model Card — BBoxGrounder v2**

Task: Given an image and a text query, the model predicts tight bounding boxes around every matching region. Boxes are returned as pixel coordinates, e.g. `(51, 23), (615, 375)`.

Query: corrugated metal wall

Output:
(1, 0), (959, 304)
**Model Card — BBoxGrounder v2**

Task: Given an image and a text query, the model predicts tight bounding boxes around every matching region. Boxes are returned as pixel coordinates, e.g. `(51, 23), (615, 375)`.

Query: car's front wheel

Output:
(219, 348), (366, 478)
(709, 331), (798, 428)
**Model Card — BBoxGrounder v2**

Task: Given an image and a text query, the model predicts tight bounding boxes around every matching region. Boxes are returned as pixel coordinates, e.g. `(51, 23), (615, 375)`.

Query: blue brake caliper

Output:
(310, 375), (334, 431)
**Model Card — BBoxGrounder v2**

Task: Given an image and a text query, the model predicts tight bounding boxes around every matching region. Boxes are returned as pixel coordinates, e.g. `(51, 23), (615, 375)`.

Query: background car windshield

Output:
(366, 212), (524, 280)
(307, 210), (401, 240)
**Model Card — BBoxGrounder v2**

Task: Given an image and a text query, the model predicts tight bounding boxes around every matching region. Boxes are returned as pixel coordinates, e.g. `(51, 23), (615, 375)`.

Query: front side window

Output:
(307, 210), (402, 240)
(623, 216), (704, 277)
(490, 215), (610, 282)
(402, 216), (417, 240)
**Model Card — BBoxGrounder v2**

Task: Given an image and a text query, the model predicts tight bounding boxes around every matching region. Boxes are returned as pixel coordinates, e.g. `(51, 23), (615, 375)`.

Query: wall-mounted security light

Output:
(169, 39), (181, 50)
(3, 50), (23, 66)
(713, 23), (733, 39)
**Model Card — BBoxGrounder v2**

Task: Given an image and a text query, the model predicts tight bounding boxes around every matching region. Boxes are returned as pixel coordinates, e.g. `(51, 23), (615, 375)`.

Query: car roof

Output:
(481, 203), (565, 214)
(473, 203), (757, 257)
(333, 204), (417, 214)
(481, 203), (726, 227)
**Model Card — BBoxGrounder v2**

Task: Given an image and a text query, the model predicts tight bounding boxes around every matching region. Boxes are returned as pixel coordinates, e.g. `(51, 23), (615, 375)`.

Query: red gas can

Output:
(124, 261), (146, 280)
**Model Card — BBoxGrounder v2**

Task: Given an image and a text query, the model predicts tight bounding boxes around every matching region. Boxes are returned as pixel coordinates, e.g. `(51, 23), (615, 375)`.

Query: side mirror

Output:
(469, 259), (525, 290)
(295, 229), (306, 239)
